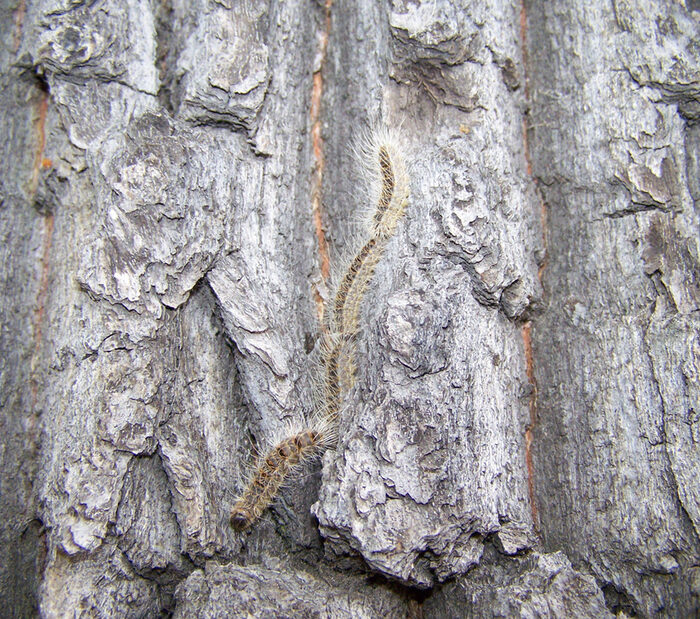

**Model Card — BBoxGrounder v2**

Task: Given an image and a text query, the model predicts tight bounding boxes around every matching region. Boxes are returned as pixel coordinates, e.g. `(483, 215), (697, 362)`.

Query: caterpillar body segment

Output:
(375, 145), (395, 226)
(334, 241), (384, 338)
(321, 333), (343, 424)
(353, 126), (410, 242)
(230, 420), (336, 531)
(336, 337), (357, 395)
(332, 237), (378, 331)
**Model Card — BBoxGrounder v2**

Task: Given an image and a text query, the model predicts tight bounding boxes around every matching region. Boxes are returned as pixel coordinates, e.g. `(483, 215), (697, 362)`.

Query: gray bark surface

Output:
(0, 0), (697, 617)
(528, 1), (700, 616)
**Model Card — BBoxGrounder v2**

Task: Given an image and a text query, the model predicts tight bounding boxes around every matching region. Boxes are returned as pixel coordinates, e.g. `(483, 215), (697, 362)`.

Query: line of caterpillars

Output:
(231, 130), (409, 531)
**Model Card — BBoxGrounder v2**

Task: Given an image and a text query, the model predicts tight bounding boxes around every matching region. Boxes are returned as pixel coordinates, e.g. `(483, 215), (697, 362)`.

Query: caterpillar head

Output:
(230, 508), (253, 531)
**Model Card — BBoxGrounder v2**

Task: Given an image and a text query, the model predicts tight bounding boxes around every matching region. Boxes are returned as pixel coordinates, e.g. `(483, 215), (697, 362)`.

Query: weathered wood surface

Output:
(0, 0), (697, 617)
(528, 1), (700, 616)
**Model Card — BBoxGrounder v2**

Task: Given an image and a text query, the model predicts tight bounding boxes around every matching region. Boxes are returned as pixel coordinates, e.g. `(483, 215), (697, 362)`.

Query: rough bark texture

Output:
(528, 2), (700, 616)
(0, 0), (697, 617)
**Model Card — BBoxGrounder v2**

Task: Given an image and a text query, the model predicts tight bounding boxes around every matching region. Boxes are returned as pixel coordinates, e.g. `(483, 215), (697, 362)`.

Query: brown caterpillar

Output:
(321, 334), (343, 423)
(230, 425), (335, 530)
(231, 126), (409, 530)
(374, 146), (395, 228)
(364, 129), (409, 242)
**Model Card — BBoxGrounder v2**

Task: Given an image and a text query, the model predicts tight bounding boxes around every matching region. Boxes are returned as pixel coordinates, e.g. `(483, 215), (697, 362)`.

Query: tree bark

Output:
(0, 0), (698, 617)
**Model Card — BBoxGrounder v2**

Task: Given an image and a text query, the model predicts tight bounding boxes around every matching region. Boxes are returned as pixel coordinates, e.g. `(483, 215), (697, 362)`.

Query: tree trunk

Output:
(1, 0), (698, 617)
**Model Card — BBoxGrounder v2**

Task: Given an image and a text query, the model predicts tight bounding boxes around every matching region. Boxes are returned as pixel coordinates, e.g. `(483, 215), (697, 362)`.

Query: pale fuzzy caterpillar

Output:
(328, 128), (409, 335)
(323, 126), (410, 392)
(230, 125), (409, 531)
(352, 126), (410, 243)
(230, 417), (337, 531)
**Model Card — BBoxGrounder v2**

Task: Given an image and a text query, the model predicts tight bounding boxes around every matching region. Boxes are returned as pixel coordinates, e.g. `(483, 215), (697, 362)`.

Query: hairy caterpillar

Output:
(230, 126), (409, 531)
(230, 421), (336, 531)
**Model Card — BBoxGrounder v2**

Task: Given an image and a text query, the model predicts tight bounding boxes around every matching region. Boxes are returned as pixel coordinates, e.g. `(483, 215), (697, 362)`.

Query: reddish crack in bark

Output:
(521, 322), (540, 530)
(310, 0), (332, 323)
(519, 0), (547, 532)
(29, 90), (50, 198)
(13, 0), (26, 53)
(31, 215), (54, 402)
(29, 86), (53, 416)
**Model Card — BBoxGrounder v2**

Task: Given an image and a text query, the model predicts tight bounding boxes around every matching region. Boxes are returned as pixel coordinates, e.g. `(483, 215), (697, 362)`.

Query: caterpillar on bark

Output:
(230, 126), (409, 531)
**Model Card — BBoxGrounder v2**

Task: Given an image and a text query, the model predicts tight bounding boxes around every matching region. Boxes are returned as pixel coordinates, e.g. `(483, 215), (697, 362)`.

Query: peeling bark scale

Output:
(0, 0), (698, 617)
